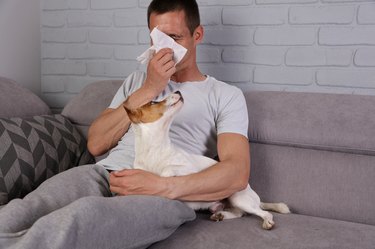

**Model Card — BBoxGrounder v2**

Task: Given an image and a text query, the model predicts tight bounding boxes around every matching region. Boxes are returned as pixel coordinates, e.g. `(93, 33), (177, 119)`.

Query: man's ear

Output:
(193, 25), (204, 44)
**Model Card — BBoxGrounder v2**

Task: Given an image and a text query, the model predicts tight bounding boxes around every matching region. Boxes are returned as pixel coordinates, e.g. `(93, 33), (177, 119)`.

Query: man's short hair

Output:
(147, 0), (200, 36)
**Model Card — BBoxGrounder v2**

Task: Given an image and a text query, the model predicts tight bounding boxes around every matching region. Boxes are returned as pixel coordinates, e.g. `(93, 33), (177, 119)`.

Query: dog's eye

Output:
(150, 101), (158, 105)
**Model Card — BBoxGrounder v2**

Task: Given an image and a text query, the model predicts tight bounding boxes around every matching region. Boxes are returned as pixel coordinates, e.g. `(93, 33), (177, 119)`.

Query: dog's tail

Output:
(260, 202), (291, 214)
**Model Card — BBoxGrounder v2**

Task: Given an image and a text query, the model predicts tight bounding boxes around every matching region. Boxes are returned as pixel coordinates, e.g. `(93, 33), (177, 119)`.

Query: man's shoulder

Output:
(120, 71), (147, 93)
(206, 76), (243, 96)
(125, 71), (146, 85)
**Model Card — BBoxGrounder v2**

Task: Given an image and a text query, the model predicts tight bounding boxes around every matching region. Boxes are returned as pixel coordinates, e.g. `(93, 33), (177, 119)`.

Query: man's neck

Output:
(170, 64), (206, 83)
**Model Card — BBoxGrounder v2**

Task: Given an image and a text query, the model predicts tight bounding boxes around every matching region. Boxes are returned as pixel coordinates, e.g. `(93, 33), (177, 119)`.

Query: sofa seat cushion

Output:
(0, 114), (94, 204)
(149, 212), (375, 249)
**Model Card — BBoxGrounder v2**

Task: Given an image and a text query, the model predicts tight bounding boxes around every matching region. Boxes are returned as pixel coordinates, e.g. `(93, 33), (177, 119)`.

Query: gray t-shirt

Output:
(97, 71), (248, 171)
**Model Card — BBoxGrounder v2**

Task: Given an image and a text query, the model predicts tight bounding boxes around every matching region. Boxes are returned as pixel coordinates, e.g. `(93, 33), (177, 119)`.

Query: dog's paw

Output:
(262, 219), (275, 230)
(210, 212), (224, 222)
(262, 213), (275, 230)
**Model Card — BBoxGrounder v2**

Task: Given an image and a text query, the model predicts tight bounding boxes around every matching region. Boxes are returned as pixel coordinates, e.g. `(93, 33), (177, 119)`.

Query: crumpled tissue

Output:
(136, 27), (187, 65)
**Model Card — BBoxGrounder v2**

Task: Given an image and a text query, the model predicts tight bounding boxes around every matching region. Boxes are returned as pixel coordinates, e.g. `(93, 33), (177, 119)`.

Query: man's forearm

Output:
(166, 134), (251, 202)
(87, 106), (131, 156)
(165, 160), (249, 202)
(122, 85), (156, 111)
(87, 86), (158, 157)
(87, 48), (175, 157)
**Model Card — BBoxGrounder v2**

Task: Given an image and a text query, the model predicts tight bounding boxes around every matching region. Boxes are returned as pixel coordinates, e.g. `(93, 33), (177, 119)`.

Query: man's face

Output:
(149, 10), (201, 72)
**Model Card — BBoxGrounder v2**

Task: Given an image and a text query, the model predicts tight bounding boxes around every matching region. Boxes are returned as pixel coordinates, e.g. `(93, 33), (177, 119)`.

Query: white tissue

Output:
(137, 27), (187, 65)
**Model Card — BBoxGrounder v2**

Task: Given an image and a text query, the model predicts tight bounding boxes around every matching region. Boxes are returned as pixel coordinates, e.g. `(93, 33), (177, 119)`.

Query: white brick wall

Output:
(41, 0), (375, 109)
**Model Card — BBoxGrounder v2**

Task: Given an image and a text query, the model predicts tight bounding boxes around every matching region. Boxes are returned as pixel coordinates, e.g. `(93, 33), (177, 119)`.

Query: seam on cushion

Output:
(0, 229), (28, 238)
(249, 139), (375, 156)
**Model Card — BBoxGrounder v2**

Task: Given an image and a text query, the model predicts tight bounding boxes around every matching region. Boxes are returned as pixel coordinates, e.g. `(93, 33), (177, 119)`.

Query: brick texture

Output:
(40, 0), (375, 108)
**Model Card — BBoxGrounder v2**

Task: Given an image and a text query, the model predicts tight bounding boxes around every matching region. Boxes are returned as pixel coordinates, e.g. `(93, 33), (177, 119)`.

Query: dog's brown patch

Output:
(125, 100), (167, 124)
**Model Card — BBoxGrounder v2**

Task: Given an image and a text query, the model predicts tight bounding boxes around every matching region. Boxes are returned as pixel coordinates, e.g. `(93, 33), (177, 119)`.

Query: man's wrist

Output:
(142, 79), (163, 99)
(163, 176), (179, 200)
(122, 86), (156, 111)
(122, 98), (133, 112)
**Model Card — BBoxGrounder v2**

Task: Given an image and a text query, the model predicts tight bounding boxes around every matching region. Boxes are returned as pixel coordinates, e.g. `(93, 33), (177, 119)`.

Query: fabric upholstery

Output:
(3, 76), (374, 248)
(62, 80), (123, 161)
(249, 143), (375, 226)
(245, 91), (375, 156)
(62, 80), (123, 138)
(149, 212), (375, 249)
(0, 77), (51, 118)
(0, 115), (94, 204)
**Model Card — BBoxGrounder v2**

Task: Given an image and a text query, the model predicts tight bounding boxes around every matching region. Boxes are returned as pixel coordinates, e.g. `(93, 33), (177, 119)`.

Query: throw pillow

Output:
(0, 114), (94, 204)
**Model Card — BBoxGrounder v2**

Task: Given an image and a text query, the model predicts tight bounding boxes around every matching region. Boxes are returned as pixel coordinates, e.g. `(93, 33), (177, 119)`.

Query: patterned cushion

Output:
(0, 114), (94, 204)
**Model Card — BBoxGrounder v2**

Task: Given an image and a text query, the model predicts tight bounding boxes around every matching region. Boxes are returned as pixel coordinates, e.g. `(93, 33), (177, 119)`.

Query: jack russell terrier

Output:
(124, 91), (290, 230)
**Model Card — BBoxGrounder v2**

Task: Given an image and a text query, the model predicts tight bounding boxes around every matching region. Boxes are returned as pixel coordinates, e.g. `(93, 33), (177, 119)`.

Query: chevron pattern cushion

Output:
(0, 114), (94, 204)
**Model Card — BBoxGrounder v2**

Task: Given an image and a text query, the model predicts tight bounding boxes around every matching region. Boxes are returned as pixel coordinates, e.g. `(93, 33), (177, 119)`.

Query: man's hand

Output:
(143, 48), (176, 97)
(109, 169), (171, 198)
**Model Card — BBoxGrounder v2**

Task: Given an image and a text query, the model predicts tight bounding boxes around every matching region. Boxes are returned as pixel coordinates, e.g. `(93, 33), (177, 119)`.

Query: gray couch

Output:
(1, 77), (375, 248)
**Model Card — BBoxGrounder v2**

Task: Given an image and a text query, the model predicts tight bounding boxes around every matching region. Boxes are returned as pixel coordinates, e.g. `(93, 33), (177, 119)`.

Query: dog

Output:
(124, 91), (290, 230)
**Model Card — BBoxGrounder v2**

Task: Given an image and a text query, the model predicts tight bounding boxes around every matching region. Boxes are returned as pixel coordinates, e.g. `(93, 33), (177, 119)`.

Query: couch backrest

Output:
(0, 77), (51, 118)
(62, 80), (123, 139)
(62, 80), (123, 162)
(245, 91), (375, 225)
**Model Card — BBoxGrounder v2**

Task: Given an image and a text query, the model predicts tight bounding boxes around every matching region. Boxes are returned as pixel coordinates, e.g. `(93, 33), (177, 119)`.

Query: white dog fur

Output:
(124, 91), (290, 230)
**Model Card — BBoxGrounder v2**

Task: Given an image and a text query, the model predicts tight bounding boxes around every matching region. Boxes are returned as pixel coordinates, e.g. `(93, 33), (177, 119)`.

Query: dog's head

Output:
(124, 91), (184, 125)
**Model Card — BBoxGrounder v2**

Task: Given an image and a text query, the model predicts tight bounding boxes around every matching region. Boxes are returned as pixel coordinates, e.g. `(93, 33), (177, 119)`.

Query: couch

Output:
(0, 77), (94, 205)
(1, 76), (375, 248)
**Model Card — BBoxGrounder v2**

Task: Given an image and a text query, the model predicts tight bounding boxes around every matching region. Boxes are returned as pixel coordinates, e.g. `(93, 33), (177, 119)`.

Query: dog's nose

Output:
(174, 91), (182, 97)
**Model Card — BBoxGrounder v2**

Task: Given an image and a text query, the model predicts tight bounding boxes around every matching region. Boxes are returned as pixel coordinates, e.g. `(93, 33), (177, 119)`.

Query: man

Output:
(0, 0), (250, 248)
(89, 0), (250, 203)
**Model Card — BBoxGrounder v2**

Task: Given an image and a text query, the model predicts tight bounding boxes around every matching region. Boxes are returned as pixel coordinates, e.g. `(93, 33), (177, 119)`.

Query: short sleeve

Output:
(216, 87), (248, 139)
(108, 71), (147, 109)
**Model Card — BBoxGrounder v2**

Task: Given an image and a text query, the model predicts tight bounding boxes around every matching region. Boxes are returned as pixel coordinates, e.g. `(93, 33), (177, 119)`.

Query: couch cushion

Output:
(245, 91), (375, 156)
(149, 212), (375, 249)
(62, 80), (123, 139)
(250, 143), (375, 225)
(0, 77), (51, 118)
(0, 114), (94, 204)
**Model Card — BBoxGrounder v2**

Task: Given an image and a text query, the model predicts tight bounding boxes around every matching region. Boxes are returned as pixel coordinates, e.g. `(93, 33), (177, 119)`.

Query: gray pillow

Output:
(0, 77), (51, 118)
(0, 114), (94, 204)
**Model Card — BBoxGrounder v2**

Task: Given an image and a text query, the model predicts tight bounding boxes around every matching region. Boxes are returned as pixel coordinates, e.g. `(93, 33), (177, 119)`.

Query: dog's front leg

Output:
(160, 168), (177, 177)
(159, 164), (193, 177)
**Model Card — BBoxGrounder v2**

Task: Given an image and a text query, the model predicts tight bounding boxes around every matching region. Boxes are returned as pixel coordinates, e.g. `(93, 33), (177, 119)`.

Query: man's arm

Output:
(87, 48), (176, 157)
(170, 133), (250, 201)
(109, 133), (250, 201)
(87, 88), (157, 157)
(87, 107), (130, 157)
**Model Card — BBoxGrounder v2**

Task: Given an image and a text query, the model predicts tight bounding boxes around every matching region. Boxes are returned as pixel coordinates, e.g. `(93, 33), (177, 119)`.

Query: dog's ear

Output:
(123, 105), (143, 124)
